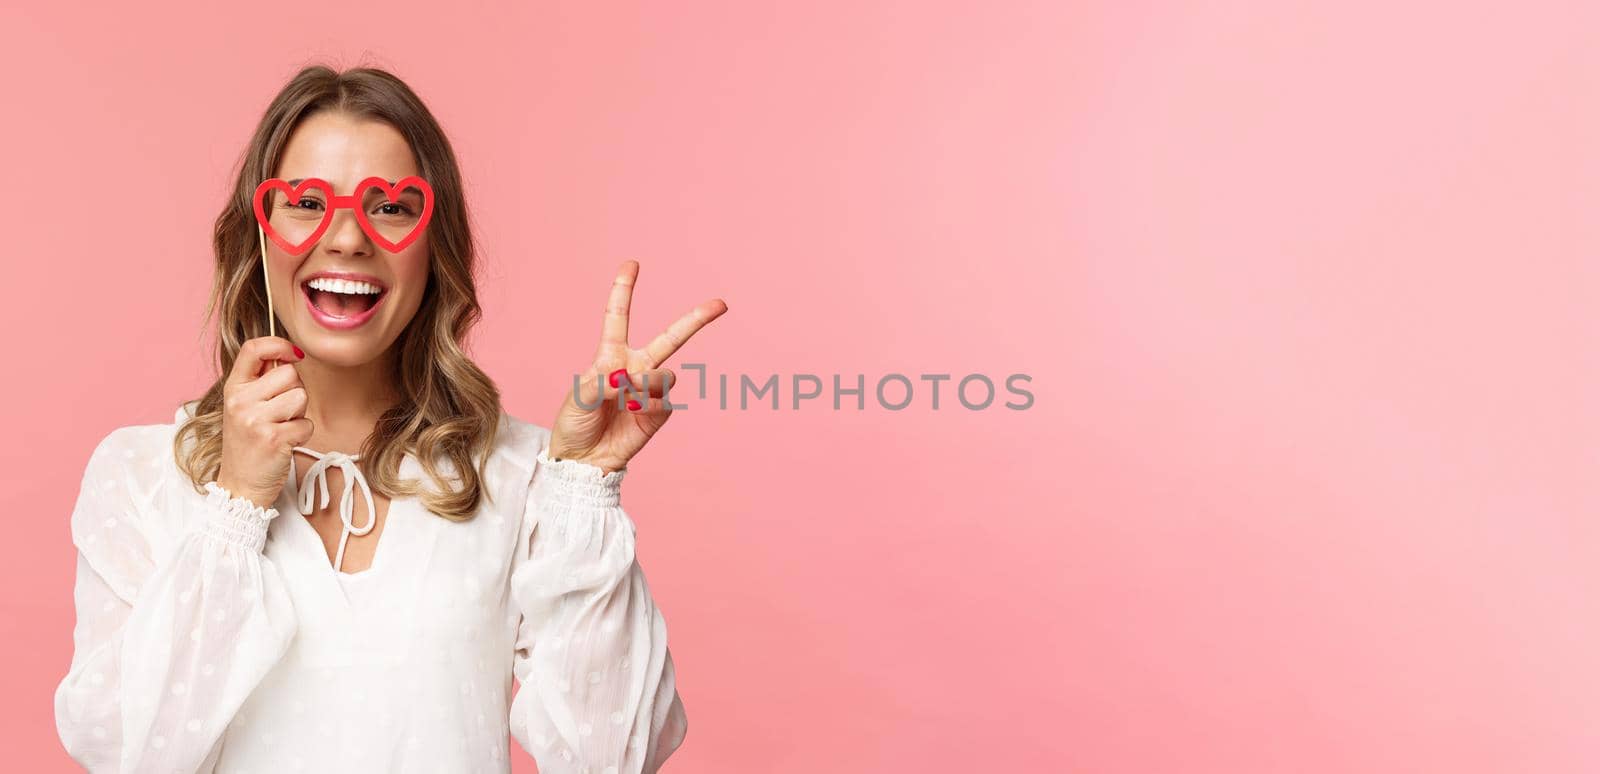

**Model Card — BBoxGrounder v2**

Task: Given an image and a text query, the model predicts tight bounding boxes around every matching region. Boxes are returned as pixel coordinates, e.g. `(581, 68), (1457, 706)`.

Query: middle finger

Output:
(643, 298), (728, 367)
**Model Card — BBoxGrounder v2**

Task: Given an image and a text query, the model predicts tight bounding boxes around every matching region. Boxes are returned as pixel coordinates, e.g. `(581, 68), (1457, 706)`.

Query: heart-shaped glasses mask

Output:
(252, 176), (434, 256)
(249, 175), (433, 337)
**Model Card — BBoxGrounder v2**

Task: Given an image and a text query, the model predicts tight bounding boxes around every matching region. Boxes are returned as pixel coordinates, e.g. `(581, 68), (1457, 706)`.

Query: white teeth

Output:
(306, 277), (383, 295)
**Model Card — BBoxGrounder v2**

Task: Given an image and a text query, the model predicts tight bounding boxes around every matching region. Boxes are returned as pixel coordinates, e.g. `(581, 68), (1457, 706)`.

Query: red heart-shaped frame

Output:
(251, 176), (435, 256)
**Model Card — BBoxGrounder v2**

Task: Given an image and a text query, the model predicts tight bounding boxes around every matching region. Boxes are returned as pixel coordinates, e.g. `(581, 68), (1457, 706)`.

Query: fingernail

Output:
(292, 345), (304, 358)
(609, 368), (629, 388)
(626, 399), (643, 411)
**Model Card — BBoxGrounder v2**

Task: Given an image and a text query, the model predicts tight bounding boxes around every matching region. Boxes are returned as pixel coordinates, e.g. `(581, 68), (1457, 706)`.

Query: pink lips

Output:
(303, 283), (387, 330)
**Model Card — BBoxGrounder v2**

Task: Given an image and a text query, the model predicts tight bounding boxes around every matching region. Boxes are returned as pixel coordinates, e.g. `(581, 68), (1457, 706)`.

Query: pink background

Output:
(2, 1), (1595, 771)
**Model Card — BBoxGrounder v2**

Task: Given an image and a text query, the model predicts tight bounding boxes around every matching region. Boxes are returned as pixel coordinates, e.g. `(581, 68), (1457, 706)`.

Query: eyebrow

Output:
(284, 178), (404, 189)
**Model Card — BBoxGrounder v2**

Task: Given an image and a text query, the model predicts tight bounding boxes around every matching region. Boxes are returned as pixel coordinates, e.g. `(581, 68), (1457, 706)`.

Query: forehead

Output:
(274, 111), (420, 191)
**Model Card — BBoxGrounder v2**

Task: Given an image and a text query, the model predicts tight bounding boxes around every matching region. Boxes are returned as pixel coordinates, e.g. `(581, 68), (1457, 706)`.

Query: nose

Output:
(321, 207), (371, 258)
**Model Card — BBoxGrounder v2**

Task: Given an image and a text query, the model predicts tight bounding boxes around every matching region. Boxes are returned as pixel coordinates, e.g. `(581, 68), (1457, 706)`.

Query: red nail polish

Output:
(626, 399), (643, 411)
(609, 368), (629, 388)
(292, 345), (304, 358)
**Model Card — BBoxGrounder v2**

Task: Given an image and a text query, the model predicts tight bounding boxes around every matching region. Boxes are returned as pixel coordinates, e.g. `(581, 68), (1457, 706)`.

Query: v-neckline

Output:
(280, 451), (414, 586)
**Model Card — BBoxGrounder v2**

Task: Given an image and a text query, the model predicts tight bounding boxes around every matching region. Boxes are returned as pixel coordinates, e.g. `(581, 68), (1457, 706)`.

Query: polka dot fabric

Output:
(53, 402), (688, 772)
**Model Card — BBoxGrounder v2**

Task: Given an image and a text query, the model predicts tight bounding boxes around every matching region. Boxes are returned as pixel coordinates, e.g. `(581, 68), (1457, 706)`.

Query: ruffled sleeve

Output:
(53, 426), (298, 773)
(508, 445), (688, 773)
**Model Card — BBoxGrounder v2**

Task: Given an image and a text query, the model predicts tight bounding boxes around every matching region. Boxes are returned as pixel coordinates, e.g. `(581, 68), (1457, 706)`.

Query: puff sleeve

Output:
(53, 426), (298, 773)
(508, 446), (688, 773)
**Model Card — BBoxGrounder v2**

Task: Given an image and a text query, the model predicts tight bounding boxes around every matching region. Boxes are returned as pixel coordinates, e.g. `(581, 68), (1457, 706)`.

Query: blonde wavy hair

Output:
(174, 64), (502, 521)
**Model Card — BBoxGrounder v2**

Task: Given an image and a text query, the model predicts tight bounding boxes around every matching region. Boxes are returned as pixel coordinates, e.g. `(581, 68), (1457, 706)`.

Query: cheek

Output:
(393, 245), (431, 288)
(267, 250), (305, 284)
(384, 246), (430, 316)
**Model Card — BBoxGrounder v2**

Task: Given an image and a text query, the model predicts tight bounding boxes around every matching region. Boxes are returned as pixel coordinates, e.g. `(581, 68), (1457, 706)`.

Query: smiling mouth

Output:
(303, 277), (386, 318)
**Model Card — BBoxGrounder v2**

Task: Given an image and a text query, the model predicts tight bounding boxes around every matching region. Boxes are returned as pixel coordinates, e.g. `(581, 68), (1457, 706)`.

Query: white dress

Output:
(52, 401), (689, 773)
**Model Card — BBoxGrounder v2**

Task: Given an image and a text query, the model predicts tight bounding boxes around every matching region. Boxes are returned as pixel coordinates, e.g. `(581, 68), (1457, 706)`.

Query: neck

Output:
(292, 348), (403, 452)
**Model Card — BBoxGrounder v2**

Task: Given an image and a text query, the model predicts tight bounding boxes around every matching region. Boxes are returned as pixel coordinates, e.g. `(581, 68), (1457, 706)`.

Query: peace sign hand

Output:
(546, 260), (728, 474)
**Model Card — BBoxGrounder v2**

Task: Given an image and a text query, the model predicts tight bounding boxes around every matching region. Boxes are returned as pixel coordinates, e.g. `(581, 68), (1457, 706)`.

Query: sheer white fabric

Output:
(53, 403), (688, 773)
(509, 453), (689, 774)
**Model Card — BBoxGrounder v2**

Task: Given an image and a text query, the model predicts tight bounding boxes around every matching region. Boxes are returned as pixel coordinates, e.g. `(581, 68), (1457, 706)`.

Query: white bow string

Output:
(291, 446), (377, 573)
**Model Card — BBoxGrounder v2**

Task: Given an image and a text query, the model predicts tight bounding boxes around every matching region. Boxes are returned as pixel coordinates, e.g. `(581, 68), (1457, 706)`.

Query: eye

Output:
(283, 198), (324, 211)
(376, 202), (413, 216)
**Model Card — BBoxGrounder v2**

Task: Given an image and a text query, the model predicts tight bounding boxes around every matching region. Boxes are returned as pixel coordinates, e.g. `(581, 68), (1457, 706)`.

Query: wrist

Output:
(543, 439), (626, 476)
(538, 447), (628, 479)
(546, 454), (626, 476)
(215, 476), (277, 510)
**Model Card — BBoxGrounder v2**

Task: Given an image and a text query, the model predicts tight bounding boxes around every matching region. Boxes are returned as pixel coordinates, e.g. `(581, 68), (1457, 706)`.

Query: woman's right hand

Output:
(216, 336), (313, 509)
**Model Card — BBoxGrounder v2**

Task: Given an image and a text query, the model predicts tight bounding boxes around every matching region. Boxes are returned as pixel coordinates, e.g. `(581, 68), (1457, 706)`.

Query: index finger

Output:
(643, 298), (728, 368)
(227, 336), (303, 384)
(599, 260), (639, 347)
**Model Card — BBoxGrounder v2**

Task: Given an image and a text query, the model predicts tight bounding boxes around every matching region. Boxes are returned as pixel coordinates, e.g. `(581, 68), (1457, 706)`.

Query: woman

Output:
(52, 65), (723, 773)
